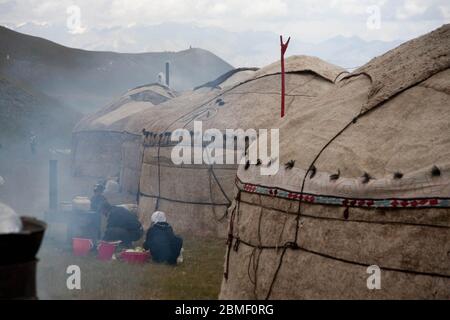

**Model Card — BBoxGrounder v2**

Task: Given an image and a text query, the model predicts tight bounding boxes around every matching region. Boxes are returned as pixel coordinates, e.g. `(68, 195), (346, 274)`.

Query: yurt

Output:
(136, 56), (346, 236)
(219, 24), (450, 299)
(194, 67), (259, 92)
(72, 83), (178, 195)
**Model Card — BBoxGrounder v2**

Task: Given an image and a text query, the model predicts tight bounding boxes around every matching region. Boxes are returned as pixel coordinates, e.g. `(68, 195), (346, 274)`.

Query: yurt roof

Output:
(219, 69), (259, 89)
(126, 55), (344, 134)
(238, 24), (450, 203)
(255, 55), (347, 82)
(194, 67), (259, 91)
(125, 83), (178, 100)
(195, 55), (344, 91)
(74, 83), (178, 133)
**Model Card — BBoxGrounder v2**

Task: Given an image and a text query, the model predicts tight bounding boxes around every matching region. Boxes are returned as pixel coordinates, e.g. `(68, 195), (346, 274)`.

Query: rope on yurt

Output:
(339, 71), (373, 83)
(208, 167), (230, 221)
(202, 145), (233, 221)
(237, 197), (450, 230)
(209, 167), (232, 204)
(263, 66), (450, 297)
(141, 161), (237, 170)
(247, 248), (257, 285)
(263, 115), (361, 298)
(181, 74), (321, 130)
(248, 195), (265, 298)
(73, 129), (141, 137)
(333, 70), (351, 83)
(264, 113), (362, 299)
(139, 191), (229, 206)
(142, 143), (231, 212)
(224, 91), (318, 98)
(141, 69), (326, 214)
(226, 62), (450, 297)
(193, 67), (259, 91)
(136, 136), (146, 205)
(155, 134), (163, 210)
(226, 236), (450, 279)
(147, 75), (258, 212)
(247, 247), (263, 299)
(277, 210), (289, 249)
(208, 168), (220, 221)
(224, 191), (240, 280)
(223, 74), (330, 285)
(208, 73), (308, 221)
(118, 134), (125, 192)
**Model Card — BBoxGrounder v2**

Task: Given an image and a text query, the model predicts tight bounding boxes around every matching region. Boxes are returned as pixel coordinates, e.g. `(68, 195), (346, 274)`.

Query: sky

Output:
(0, 0), (449, 66)
(1, 0), (449, 41)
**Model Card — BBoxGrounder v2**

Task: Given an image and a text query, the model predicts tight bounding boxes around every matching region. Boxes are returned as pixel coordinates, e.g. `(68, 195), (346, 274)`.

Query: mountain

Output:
(10, 21), (404, 69)
(0, 26), (234, 113)
(298, 36), (403, 70)
(0, 75), (81, 146)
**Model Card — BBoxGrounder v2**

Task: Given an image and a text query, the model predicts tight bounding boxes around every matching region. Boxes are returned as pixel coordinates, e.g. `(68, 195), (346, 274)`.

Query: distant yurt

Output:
(220, 24), (450, 299)
(72, 83), (178, 195)
(136, 57), (346, 236)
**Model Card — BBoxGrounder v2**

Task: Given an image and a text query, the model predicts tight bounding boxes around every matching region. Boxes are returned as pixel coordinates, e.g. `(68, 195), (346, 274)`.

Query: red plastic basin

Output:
(72, 238), (93, 256)
(120, 251), (150, 264)
(97, 241), (118, 261)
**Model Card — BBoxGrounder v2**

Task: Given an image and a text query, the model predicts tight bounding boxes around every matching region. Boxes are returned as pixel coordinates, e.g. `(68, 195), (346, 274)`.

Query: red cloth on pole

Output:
(280, 35), (290, 118)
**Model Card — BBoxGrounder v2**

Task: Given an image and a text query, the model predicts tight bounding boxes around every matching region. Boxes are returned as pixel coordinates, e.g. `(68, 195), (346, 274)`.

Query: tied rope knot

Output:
(226, 233), (233, 246)
(284, 241), (299, 250)
(233, 238), (241, 252)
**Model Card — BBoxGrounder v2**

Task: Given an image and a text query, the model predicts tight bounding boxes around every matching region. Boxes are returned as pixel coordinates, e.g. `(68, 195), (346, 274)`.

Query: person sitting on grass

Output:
(143, 211), (183, 265)
(101, 202), (143, 248)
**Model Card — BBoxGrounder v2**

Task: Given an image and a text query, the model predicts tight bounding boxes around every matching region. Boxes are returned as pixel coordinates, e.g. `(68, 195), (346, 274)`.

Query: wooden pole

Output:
(280, 36), (290, 118)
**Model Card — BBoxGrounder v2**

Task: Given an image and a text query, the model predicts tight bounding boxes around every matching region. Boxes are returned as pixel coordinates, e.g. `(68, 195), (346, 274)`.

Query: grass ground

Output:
(37, 235), (226, 300)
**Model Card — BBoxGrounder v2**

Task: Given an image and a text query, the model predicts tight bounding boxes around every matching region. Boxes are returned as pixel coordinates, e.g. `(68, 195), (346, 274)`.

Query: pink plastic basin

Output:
(72, 238), (93, 256)
(97, 241), (118, 261)
(120, 251), (150, 264)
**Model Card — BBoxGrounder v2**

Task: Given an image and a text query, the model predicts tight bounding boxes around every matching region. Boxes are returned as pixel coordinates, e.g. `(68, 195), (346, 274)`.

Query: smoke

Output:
(0, 24), (237, 300)
(1, 25), (234, 114)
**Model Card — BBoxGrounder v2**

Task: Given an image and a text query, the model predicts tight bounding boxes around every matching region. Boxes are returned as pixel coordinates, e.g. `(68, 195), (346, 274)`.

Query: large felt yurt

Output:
(219, 24), (450, 299)
(72, 83), (178, 195)
(136, 56), (346, 236)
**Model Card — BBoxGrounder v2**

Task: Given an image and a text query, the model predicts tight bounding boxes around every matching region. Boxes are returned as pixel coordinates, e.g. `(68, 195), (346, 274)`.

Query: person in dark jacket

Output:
(143, 211), (183, 265)
(90, 183), (107, 213)
(101, 202), (143, 248)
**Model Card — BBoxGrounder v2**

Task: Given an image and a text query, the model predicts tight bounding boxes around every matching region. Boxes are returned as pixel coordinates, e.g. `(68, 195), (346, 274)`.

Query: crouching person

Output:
(101, 202), (143, 248)
(90, 183), (107, 213)
(143, 211), (183, 265)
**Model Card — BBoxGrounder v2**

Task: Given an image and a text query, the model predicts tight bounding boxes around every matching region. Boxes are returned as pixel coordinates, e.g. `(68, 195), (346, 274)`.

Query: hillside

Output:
(0, 26), (233, 113)
(10, 22), (403, 69)
(0, 75), (81, 147)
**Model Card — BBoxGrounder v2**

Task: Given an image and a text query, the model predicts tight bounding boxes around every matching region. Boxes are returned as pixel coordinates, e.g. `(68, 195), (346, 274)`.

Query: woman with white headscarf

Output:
(143, 211), (183, 265)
